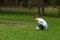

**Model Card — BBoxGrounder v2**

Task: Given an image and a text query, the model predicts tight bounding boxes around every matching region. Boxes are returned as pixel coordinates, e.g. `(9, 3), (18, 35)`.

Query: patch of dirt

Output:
(0, 21), (35, 26)
(0, 21), (23, 26)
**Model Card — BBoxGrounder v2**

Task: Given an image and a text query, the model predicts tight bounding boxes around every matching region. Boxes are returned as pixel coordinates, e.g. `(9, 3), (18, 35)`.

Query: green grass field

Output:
(0, 14), (60, 40)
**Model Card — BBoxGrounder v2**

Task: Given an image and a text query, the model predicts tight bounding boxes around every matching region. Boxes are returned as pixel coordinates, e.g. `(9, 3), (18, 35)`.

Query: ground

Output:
(0, 14), (60, 40)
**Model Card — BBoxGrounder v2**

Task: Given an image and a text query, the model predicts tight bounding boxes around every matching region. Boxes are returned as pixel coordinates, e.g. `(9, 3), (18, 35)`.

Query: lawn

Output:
(0, 14), (60, 40)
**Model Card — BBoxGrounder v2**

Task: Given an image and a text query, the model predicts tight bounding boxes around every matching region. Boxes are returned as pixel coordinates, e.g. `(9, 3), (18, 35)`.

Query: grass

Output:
(45, 10), (58, 14)
(0, 14), (60, 40)
(0, 11), (38, 15)
(0, 14), (34, 22)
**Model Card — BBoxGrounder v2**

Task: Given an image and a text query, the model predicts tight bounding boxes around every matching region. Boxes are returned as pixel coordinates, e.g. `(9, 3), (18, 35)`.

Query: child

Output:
(34, 15), (48, 31)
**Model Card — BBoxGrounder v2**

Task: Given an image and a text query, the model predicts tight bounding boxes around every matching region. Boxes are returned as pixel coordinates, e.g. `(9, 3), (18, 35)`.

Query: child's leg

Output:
(40, 26), (45, 31)
(38, 24), (45, 31)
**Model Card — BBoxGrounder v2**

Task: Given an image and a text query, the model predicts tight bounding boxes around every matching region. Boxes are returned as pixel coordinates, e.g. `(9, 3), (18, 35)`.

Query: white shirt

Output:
(38, 18), (48, 28)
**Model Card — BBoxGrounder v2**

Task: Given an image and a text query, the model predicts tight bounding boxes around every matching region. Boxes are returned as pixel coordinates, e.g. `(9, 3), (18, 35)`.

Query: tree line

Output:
(0, 0), (60, 7)
(0, 0), (60, 17)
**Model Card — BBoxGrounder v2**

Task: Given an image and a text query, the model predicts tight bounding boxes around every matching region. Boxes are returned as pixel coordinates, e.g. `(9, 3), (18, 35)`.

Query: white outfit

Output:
(35, 18), (48, 29)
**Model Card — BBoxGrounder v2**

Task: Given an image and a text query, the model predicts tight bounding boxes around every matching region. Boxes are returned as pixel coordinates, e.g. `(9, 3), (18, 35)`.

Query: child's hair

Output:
(34, 15), (39, 19)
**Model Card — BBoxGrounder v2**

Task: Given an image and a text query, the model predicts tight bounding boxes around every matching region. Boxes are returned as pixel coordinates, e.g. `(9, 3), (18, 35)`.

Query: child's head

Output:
(34, 15), (39, 21)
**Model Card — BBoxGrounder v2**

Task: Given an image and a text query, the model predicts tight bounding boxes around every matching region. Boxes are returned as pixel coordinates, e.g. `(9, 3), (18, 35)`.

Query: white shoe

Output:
(35, 26), (39, 30)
